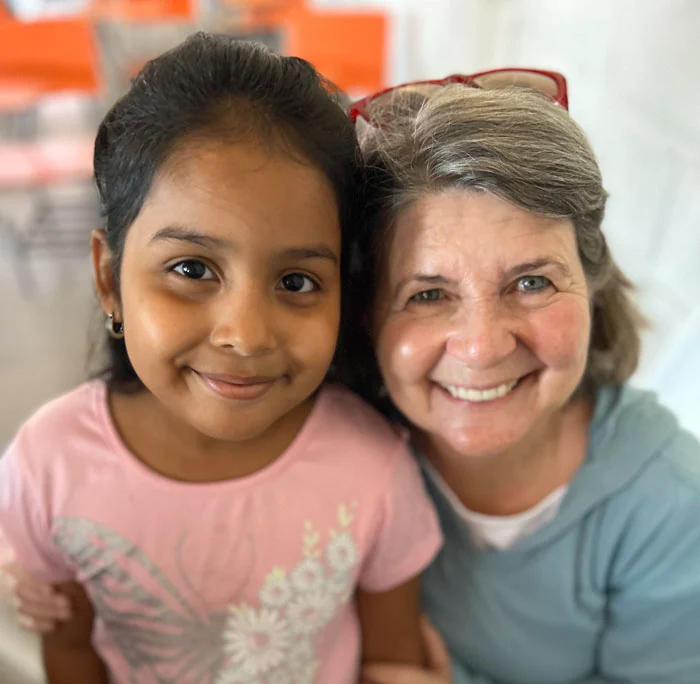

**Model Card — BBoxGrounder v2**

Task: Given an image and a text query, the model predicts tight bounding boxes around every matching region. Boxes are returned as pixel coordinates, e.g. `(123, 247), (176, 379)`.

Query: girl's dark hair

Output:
(94, 32), (362, 392)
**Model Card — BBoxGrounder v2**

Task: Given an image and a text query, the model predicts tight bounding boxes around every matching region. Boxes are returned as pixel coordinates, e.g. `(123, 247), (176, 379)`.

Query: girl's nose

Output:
(209, 291), (277, 357)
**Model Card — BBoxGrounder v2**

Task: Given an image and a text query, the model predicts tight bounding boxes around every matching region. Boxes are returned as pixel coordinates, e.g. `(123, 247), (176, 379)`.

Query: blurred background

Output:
(0, 1), (699, 679)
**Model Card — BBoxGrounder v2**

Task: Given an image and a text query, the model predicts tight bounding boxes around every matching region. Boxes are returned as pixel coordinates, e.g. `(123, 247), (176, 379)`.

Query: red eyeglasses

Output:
(349, 67), (568, 124)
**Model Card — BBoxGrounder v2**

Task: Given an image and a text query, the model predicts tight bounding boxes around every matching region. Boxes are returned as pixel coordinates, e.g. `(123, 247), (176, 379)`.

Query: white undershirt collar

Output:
(422, 459), (568, 551)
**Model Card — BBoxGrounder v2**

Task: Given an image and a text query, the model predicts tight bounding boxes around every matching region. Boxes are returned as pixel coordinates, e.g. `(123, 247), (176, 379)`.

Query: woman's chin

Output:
(436, 426), (531, 462)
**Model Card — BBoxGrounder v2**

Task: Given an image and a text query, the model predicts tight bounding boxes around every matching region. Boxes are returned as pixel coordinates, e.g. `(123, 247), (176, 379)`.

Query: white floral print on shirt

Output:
(216, 502), (359, 684)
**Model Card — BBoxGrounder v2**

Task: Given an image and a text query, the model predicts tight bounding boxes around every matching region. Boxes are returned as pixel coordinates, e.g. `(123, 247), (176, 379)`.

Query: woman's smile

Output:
(432, 376), (522, 403)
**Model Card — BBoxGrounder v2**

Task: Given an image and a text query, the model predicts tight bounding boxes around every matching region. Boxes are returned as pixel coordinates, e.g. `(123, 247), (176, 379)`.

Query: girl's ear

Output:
(91, 230), (120, 318)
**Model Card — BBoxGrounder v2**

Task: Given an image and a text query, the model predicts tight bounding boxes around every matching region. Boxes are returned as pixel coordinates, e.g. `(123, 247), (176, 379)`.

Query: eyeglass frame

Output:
(348, 67), (569, 124)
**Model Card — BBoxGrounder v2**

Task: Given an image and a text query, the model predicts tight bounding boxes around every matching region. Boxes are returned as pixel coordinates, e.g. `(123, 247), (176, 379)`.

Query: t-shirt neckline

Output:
(92, 380), (328, 492)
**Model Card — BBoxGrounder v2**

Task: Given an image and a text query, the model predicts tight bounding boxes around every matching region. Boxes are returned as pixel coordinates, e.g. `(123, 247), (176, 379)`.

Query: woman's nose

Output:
(209, 290), (277, 357)
(444, 301), (517, 369)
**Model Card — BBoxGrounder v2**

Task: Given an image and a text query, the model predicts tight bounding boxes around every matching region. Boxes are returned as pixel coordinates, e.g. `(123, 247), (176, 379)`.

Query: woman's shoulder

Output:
(547, 384), (700, 538)
(589, 382), (700, 517)
(591, 383), (700, 469)
(593, 383), (674, 430)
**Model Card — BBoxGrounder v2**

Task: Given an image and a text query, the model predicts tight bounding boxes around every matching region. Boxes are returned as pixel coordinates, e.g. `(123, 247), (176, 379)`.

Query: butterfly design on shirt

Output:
(51, 504), (359, 684)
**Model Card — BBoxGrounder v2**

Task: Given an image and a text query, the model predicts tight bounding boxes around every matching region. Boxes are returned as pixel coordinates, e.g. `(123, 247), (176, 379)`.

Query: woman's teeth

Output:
(441, 379), (519, 403)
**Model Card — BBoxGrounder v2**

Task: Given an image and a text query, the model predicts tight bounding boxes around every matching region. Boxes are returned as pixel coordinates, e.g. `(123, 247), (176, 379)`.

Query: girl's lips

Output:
(194, 372), (277, 401)
(200, 372), (275, 384)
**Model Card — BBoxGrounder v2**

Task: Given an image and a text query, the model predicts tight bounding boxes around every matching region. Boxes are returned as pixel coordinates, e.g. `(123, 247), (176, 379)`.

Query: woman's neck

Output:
(416, 397), (592, 516)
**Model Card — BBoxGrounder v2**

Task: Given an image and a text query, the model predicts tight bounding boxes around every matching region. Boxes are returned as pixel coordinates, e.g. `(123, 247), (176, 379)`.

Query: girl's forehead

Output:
(152, 141), (334, 208)
(160, 139), (331, 196)
(125, 141), (342, 251)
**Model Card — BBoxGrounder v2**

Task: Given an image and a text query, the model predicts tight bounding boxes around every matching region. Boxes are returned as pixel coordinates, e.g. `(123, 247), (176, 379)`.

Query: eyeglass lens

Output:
(471, 71), (559, 97)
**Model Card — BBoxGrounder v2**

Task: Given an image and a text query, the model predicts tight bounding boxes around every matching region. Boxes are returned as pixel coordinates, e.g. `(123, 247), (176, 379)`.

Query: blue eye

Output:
(409, 289), (444, 303)
(172, 260), (215, 280)
(517, 275), (551, 293)
(280, 273), (317, 293)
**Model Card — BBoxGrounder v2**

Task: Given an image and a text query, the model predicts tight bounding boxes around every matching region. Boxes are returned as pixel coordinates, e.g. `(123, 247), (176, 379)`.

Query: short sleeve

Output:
(359, 441), (443, 592)
(0, 434), (75, 583)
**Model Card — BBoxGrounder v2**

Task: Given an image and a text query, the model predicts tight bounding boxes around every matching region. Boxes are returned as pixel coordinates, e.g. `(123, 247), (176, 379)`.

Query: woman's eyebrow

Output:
(504, 258), (572, 280)
(393, 273), (457, 298)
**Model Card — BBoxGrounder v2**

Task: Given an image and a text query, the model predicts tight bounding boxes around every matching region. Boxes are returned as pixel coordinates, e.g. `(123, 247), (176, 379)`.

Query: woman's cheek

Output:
(528, 298), (591, 371)
(377, 315), (446, 385)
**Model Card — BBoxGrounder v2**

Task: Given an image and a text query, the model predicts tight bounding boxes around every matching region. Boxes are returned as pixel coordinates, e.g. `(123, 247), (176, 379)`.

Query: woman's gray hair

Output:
(356, 85), (645, 389)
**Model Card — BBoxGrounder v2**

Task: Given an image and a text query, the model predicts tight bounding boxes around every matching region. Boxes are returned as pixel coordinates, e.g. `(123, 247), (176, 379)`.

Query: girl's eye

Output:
(280, 273), (318, 294)
(172, 260), (216, 280)
(409, 289), (445, 304)
(516, 275), (551, 293)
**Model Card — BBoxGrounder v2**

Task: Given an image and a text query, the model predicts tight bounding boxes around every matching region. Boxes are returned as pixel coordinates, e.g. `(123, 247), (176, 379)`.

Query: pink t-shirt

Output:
(0, 381), (442, 684)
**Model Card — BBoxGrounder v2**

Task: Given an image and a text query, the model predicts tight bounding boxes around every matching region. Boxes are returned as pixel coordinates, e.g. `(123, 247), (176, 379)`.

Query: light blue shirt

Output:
(420, 385), (700, 684)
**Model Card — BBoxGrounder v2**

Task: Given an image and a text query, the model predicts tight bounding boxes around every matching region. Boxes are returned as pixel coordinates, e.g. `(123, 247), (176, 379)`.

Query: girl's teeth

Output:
(442, 380), (518, 403)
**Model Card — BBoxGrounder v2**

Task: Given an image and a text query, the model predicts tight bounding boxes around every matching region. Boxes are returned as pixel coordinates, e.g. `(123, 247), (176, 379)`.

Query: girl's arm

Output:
(358, 577), (425, 666)
(353, 436), (443, 669)
(42, 582), (109, 684)
(362, 615), (452, 684)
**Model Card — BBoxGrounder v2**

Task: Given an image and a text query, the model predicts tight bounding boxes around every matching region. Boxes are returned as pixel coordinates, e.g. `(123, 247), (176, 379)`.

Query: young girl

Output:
(0, 33), (441, 684)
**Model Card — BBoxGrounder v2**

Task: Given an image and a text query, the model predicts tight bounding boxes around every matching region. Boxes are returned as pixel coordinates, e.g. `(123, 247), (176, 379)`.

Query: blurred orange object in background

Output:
(284, 7), (387, 95)
(0, 18), (101, 96)
(88, 0), (194, 22)
(230, 1), (387, 95)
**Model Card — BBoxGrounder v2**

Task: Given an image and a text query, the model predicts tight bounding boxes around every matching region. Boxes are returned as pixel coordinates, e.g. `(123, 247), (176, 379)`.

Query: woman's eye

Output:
(516, 275), (551, 293)
(172, 260), (216, 280)
(280, 273), (318, 294)
(409, 289), (445, 304)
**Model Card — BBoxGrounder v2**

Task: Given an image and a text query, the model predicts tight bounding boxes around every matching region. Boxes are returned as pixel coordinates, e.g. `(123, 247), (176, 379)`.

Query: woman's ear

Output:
(91, 229), (120, 318)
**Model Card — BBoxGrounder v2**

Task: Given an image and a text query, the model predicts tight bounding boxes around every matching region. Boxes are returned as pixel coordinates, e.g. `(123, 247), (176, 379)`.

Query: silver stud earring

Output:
(105, 313), (125, 340)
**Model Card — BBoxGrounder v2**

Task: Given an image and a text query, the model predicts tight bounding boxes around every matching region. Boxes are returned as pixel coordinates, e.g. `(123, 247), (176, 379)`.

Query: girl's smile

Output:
(191, 371), (278, 402)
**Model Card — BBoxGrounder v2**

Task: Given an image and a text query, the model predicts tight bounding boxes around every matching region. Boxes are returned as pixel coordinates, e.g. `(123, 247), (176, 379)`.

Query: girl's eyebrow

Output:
(150, 225), (338, 263)
(279, 246), (338, 264)
(150, 225), (229, 249)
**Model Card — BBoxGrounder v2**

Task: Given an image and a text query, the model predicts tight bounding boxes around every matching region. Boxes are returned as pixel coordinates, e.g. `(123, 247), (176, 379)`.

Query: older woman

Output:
(351, 74), (700, 684)
(5, 73), (700, 684)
